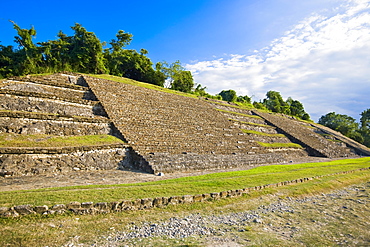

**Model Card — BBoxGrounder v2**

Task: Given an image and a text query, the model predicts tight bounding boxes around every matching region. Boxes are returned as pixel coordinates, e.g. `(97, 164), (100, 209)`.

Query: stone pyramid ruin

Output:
(1, 73), (369, 177)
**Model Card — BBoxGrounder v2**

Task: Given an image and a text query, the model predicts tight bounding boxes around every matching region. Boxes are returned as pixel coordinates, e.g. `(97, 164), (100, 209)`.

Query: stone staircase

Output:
(253, 111), (355, 158)
(84, 76), (311, 173)
(0, 73), (128, 176)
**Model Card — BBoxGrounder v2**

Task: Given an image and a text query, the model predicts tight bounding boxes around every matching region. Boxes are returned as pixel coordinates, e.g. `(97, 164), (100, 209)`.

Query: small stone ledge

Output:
(0, 110), (110, 123)
(0, 143), (127, 154)
(1, 167), (368, 218)
(0, 89), (96, 106)
(8, 77), (88, 91)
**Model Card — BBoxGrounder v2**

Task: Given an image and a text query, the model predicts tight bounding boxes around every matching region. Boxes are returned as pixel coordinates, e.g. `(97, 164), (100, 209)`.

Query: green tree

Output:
(171, 70), (194, 93)
(360, 109), (370, 130)
(194, 84), (207, 96)
(286, 97), (310, 120)
(69, 23), (106, 73)
(263, 91), (290, 114)
(10, 21), (43, 74)
(360, 109), (370, 147)
(218, 90), (237, 102)
(37, 31), (73, 72)
(236, 95), (252, 104)
(318, 112), (362, 143)
(0, 44), (17, 78)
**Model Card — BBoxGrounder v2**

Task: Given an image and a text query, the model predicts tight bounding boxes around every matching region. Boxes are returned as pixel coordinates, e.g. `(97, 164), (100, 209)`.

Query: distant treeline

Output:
(319, 110), (370, 148)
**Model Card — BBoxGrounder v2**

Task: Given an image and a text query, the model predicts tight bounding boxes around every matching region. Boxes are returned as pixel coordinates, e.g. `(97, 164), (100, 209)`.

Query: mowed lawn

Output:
(0, 157), (369, 207)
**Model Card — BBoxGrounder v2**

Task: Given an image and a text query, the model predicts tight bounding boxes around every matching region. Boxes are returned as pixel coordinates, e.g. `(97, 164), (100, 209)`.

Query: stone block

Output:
(33, 205), (48, 214)
(193, 194), (203, 202)
(121, 200), (133, 210)
(14, 205), (35, 215)
(169, 196), (180, 204)
(181, 195), (193, 204)
(52, 204), (66, 210)
(153, 197), (164, 207)
(210, 192), (220, 199)
(110, 201), (121, 211)
(94, 202), (108, 210)
(220, 191), (228, 198)
(81, 202), (93, 209)
(202, 194), (211, 200)
(67, 201), (81, 210)
(140, 198), (153, 209)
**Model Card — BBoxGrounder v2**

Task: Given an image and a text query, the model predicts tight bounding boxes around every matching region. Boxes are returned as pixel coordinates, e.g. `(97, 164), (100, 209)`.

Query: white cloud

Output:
(186, 0), (370, 121)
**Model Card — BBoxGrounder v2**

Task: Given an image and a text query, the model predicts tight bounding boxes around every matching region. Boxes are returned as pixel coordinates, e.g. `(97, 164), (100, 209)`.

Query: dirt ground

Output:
(0, 157), (330, 191)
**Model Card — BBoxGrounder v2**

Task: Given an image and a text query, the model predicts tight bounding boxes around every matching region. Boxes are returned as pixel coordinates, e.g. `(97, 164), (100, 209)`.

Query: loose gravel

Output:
(64, 181), (369, 246)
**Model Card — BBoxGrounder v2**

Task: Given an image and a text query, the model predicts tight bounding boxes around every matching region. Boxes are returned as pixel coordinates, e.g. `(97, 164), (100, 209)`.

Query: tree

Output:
(194, 84), (207, 96)
(69, 23), (106, 73)
(263, 91), (290, 114)
(360, 109), (370, 147)
(360, 109), (370, 130)
(10, 21), (43, 74)
(236, 95), (252, 104)
(171, 70), (194, 93)
(286, 97), (310, 120)
(318, 112), (362, 142)
(0, 44), (17, 78)
(218, 90), (237, 102)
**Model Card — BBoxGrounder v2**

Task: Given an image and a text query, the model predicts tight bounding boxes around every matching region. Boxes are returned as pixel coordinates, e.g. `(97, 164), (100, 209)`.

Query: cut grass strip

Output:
(241, 129), (285, 137)
(0, 157), (369, 207)
(88, 74), (199, 99)
(0, 134), (125, 148)
(257, 141), (303, 148)
(216, 109), (262, 119)
(229, 118), (273, 128)
(207, 100), (254, 110)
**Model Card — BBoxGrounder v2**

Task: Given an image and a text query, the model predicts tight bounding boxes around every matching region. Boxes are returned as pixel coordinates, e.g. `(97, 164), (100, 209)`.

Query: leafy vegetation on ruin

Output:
(0, 134), (125, 148)
(256, 142), (303, 149)
(241, 129), (285, 137)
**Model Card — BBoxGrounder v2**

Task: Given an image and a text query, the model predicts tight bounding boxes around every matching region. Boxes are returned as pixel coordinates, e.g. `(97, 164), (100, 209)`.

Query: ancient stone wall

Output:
(0, 73), (127, 176)
(1, 167), (367, 217)
(0, 145), (127, 176)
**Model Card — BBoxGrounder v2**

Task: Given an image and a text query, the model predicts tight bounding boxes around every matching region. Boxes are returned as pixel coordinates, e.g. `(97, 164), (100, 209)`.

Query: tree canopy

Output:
(218, 90), (237, 102)
(0, 21), (194, 91)
(318, 111), (369, 145)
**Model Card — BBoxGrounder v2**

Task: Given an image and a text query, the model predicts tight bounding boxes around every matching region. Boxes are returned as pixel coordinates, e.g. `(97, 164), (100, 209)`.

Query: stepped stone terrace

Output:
(0, 72), (369, 177)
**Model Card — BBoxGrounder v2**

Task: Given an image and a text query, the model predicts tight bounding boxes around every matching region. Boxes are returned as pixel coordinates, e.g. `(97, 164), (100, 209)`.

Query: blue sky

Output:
(1, 0), (369, 121)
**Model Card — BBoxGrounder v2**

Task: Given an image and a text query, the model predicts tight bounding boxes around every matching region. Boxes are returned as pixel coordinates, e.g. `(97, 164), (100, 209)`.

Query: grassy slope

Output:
(0, 167), (369, 247)
(0, 134), (125, 148)
(88, 74), (199, 99)
(1, 157), (369, 207)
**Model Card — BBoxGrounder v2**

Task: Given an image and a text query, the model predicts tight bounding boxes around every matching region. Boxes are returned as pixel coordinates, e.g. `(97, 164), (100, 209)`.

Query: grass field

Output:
(1, 157), (369, 207)
(0, 159), (369, 247)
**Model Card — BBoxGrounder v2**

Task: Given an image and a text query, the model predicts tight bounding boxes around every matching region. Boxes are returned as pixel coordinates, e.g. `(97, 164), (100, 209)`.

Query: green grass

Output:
(229, 118), (273, 128)
(241, 129), (285, 137)
(207, 100), (254, 110)
(1, 157), (369, 207)
(0, 134), (125, 148)
(88, 74), (199, 99)
(257, 141), (303, 148)
(216, 109), (262, 119)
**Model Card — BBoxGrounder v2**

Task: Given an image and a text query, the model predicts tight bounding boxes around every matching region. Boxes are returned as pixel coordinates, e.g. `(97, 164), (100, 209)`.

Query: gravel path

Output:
(66, 181), (370, 246)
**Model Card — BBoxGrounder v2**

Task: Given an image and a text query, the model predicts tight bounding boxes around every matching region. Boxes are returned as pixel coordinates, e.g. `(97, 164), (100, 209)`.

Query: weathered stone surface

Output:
(14, 205), (35, 215)
(34, 205), (48, 214)
(67, 202), (81, 210)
